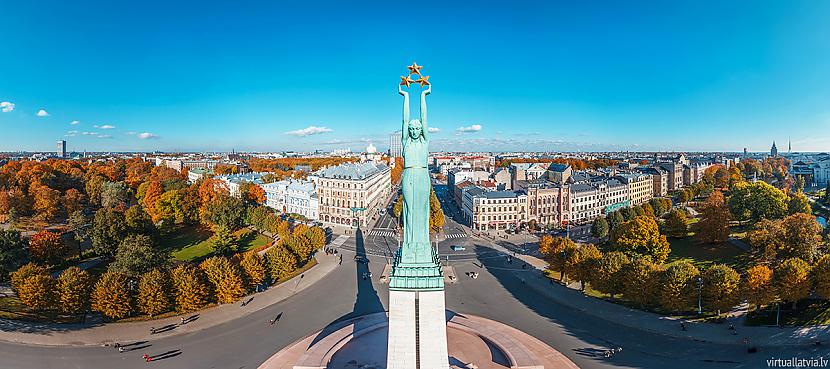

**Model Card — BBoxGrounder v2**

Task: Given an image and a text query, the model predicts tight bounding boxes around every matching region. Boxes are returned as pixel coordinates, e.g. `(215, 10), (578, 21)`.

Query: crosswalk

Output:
(330, 235), (349, 247)
(445, 233), (467, 239)
(368, 230), (397, 237)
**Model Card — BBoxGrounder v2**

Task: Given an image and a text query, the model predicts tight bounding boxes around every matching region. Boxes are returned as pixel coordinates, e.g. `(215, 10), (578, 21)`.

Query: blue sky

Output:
(1, 1), (829, 153)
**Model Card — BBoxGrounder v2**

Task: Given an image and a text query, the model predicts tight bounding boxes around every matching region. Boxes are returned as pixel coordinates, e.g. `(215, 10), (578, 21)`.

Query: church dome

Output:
(366, 143), (377, 154)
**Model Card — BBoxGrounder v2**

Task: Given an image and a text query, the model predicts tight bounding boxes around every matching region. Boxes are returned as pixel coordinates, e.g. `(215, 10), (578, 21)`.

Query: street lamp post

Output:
(697, 276), (703, 315)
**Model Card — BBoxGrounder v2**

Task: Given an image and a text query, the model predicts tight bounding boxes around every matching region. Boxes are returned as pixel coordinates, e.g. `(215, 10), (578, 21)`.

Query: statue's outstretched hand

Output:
(421, 85), (431, 96)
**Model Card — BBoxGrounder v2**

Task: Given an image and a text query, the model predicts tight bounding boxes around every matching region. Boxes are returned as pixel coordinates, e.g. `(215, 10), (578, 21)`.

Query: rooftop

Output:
(317, 162), (388, 180)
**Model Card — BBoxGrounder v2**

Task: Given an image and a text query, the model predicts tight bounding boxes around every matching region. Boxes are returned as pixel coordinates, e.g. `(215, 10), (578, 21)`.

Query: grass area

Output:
(0, 296), (81, 323)
(746, 300), (830, 327)
(161, 226), (215, 261)
(162, 226), (272, 261)
(666, 236), (752, 272)
(237, 229), (271, 252)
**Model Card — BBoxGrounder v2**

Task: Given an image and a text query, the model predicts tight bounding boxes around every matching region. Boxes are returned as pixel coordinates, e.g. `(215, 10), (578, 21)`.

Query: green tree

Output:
(658, 261), (700, 313)
(0, 229), (26, 280)
(57, 266), (92, 314)
(611, 215), (671, 263)
(211, 226), (237, 256)
(90, 208), (127, 257)
(742, 264), (774, 311)
(728, 181), (787, 223)
(125, 205), (156, 237)
(203, 195), (247, 230)
(787, 192), (811, 216)
(91, 271), (133, 319)
(100, 181), (129, 209)
(664, 209), (689, 238)
(620, 207), (636, 221)
(773, 257), (811, 309)
(701, 264), (741, 316)
(592, 251), (630, 299)
(67, 210), (88, 258)
(591, 217), (609, 239)
(137, 269), (171, 316)
(793, 176), (805, 194)
(171, 264), (210, 312)
(621, 257), (662, 308)
(108, 234), (163, 277)
(265, 244), (298, 282)
(607, 211), (624, 230)
(649, 198), (665, 216)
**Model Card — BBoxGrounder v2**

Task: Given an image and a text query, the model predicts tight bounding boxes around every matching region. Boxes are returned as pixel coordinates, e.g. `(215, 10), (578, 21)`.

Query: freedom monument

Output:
(258, 64), (577, 369)
(387, 63), (449, 369)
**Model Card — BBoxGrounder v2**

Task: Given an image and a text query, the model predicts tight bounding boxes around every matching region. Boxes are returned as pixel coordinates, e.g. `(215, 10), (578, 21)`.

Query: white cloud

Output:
(70, 120), (80, 125)
(428, 127), (440, 133)
(125, 131), (136, 135)
(82, 132), (96, 135)
(36, 109), (49, 117)
(96, 134), (112, 139)
(94, 124), (115, 129)
(0, 101), (14, 113)
(137, 132), (160, 139)
(65, 130), (78, 137)
(456, 124), (482, 133)
(286, 125), (333, 137)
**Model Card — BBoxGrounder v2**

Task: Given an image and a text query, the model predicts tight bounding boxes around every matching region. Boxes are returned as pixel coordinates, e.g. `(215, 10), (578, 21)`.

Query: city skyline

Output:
(1, 1), (829, 153)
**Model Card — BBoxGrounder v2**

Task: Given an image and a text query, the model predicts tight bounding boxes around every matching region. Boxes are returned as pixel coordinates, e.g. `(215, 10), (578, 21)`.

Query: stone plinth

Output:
(258, 312), (579, 369)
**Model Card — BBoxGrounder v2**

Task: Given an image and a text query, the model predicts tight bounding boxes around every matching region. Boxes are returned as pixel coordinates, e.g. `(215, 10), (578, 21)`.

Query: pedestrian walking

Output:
(180, 317), (185, 325)
(680, 322), (686, 331)
(150, 327), (156, 334)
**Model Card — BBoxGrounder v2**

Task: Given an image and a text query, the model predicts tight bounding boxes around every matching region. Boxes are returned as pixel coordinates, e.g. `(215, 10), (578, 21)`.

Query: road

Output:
(0, 184), (826, 368)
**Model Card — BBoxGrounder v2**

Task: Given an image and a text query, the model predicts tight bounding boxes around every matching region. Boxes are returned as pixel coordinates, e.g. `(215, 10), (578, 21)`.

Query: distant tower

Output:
(743, 148), (748, 157)
(788, 138), (792, 154)
(389, 131), (402, 157)
(770, 141), (778, 157)
(57, 140), (66, 158)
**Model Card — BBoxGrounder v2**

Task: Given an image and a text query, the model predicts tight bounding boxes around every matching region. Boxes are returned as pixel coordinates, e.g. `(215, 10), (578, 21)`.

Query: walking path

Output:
(486, 236), (830, 347)
(0, 252), (339, 346)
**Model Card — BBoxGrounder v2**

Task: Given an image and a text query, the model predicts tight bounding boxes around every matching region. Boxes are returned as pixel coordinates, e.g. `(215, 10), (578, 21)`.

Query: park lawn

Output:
(665, 237), (752, 272)
(237, 229), (271, 252)
(161, 226), (215, 261)
(745, 300), (830, 327)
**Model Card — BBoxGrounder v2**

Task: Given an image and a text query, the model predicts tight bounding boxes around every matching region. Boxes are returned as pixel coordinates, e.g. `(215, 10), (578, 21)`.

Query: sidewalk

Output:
(479, 235), (830, 347)
(0, 252), (339, 347)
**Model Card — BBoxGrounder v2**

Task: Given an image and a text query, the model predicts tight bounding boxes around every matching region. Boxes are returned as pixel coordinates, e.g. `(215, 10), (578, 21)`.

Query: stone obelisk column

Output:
(387, 63), (449, 369)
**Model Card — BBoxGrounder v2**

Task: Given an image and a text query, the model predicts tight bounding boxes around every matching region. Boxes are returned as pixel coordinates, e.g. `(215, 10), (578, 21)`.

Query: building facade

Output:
(261, 179), (319, 221)
(317, 162), (391, 228)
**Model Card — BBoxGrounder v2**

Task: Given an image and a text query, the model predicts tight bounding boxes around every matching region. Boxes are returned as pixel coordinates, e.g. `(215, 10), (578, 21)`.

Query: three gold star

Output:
(400, 75), (415, 87)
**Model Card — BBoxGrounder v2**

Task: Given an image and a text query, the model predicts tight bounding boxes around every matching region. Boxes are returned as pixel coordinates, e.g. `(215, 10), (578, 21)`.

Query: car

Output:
(450, 245), (466, 251)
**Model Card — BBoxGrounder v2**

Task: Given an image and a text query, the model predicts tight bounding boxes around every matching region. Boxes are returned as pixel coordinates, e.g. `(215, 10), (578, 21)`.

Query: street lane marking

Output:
(369, 230), (396, 237)
(445, 233), (467, 239)
(331, 235), (349, 247)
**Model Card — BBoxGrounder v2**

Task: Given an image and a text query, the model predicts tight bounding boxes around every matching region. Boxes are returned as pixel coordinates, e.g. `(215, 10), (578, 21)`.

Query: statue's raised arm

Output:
(420, 85), (431, 141)
(399, 84), (410, 146)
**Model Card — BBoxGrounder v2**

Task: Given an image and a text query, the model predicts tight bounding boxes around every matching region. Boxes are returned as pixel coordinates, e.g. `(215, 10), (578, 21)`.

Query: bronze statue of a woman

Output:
(398, 81), (432, 264)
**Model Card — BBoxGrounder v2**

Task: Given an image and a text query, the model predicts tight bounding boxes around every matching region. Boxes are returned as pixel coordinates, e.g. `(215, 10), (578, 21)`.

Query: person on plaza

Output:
(180, 317), (186, 325)
(150, 327), (156, 334)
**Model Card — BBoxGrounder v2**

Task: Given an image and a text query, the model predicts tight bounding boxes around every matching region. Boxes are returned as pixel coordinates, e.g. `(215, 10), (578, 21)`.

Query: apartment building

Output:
(316, 162), (391, 228)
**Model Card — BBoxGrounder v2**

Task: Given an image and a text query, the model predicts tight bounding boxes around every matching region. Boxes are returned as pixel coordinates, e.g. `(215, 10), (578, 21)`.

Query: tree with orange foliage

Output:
(29, 230), (69, 265)
(124, 158), (152, 189)
(198, 178), (229, 219)
(142, 180), (165, 221)
(32, 185), (61, 221)
(391, 157), (404, 185)
(62, 188), (85, 214)
(240, 183), (265, 205)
